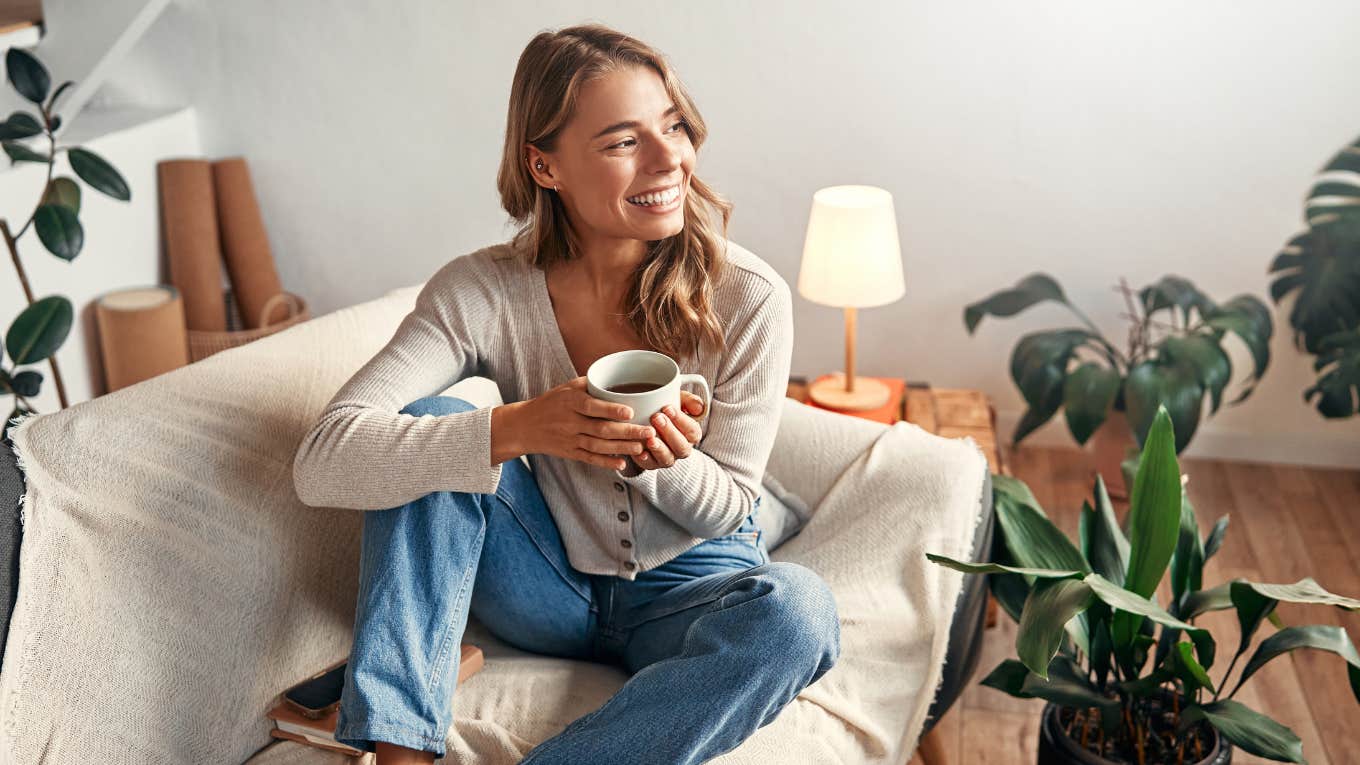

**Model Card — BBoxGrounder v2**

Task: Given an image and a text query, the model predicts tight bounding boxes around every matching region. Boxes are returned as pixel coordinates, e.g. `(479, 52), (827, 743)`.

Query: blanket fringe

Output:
(6, 410), (44, 531)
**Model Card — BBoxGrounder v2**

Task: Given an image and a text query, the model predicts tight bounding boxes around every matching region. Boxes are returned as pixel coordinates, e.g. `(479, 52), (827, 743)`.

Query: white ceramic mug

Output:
(586, 350), (712, 428)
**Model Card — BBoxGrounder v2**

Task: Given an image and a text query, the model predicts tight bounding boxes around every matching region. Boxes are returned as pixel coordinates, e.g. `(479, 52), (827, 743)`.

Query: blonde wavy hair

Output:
(496, 23), (732, 360)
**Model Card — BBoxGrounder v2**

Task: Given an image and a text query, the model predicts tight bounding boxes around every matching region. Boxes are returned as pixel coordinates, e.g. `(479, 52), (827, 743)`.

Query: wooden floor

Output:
(914, 445), (1360, 765)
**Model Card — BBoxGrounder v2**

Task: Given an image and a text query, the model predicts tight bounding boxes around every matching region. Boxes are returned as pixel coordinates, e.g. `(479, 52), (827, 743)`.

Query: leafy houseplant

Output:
(929, 406), (1360, 764)
(1268, 133), (1360, 418)
(963, 275), (1273, 458)
(0, 47), (131, 439)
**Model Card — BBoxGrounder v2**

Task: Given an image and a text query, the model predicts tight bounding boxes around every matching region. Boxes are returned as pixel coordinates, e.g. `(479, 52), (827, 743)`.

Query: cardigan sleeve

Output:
(613, 280), (794, 538)
(292, 253), (504, 510)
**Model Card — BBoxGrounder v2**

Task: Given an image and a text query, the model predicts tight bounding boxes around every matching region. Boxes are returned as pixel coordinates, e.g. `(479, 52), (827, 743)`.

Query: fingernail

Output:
(649, 438), (661, 447)
(644, 427), (655, 438)
(664, 406), (676, 417)
(653, 413), (665, 425)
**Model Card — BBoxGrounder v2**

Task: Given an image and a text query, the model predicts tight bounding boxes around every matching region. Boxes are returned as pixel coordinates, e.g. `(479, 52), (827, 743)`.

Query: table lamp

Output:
(797, 185), (906, 411)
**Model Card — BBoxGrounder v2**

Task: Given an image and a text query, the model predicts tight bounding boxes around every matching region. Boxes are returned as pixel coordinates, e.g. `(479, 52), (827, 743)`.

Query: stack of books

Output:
(266, 644), (485, 755)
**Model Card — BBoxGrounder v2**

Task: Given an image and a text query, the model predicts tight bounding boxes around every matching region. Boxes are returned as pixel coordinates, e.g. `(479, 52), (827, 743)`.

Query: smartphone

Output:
(282, 658), (347, 719)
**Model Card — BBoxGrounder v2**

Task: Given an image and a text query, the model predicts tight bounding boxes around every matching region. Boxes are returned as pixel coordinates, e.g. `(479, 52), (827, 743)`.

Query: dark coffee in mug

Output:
(605, 381), (663, 394)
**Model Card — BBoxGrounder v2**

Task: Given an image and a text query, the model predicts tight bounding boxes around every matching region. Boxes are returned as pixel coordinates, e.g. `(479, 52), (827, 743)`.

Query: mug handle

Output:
(678, 374), (712, 421)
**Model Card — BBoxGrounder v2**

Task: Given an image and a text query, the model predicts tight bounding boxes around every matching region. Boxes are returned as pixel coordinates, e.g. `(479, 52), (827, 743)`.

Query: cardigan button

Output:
(624, 561), (636, 570)
(617, 511), (629, 522)
(613, 482), (625, 493)
(620, 539), (632, 548)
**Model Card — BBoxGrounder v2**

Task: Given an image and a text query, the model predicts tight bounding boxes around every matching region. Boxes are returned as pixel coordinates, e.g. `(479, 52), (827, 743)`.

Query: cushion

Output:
(0, 282), (987, 765)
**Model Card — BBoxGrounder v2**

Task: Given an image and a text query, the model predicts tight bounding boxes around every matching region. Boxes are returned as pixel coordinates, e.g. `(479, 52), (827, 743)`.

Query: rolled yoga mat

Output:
(95, 285), (190, 393)
(158, 159), (227, 331)
(212, 156), (288, 328)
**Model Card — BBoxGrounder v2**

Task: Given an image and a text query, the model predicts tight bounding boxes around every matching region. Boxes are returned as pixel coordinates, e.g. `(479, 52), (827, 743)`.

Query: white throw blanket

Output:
(0, 283), (987, 765)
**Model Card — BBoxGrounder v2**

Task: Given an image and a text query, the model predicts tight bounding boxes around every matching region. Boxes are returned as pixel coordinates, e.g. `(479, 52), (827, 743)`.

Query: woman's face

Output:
(530, 65), (696, 246)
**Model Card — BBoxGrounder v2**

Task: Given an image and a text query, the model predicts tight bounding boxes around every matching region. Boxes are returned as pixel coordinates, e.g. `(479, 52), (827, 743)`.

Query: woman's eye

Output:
(609, 121), (688, 150)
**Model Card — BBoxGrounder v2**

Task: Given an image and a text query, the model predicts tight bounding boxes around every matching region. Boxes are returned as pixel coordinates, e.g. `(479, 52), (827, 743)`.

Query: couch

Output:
(0, 281), (991, 764)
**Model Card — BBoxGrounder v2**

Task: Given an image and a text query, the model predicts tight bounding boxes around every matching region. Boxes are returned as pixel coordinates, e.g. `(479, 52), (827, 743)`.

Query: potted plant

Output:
(1268, 133), (1360, 418)
(0, 47), (132, 440)
(929, 405), (1360, 764)
(963, 275), (1271, 496)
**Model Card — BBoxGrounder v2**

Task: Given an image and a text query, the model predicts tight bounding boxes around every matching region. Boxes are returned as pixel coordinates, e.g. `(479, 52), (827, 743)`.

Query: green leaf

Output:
(1180, 700), (1306, 763)
(924, 553), (1084, 579)
(0, 111), (42, 140)
(68, 147), (131, 201)
(1205, 298), (1274, 403)
(989, 570), (1029, 624)
(1269, 221), (1360, 359)
(1162, 333), (1233, 414)
(5, 48), (50, 105)
(1243, 577), (1360, 611)
(1123, 406), (1182, 600)
(992, 473), (1043, 514)
(2, 140), (48, 164)
(1183, 582), (1235, 619)
(1062, 362), (1121, 445)
(33, 203), (83, 261)
(981, 657), (1120, 718)
(1204, 515), (1230, 561)
(1305, 329), (1360, 418)
(1082, 475), (1129, 587)
(1009, 329), (1093, 444)
(1231, 580), (1280, 659)
(964, 273), (1069, 334)
(1170, 486), (1205, 604)
(1173, 641), (1216, 693)
(1232, 625), (1360, 702)
(41, 176), (81, 213)
(5, 295), (73, 364)
(1086, 572), (1203, 633)
(46, 80), (73, 112)
(1124, 360), (1204, 453)
(1139, 275), (1214, 327)
(1017, 578), (1094, 677)
(10, 369), (41, 397)
(996, 499), (1090, 574)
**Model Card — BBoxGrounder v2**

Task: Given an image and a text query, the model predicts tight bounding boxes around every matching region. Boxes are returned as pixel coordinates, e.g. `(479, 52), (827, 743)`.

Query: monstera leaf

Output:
(1269, 133), (1360, 418)
(1304, 329), (1360, 417)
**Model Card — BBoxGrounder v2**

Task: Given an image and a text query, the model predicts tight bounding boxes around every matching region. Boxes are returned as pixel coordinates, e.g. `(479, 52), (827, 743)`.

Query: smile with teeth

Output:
(626, 185), (681, 207)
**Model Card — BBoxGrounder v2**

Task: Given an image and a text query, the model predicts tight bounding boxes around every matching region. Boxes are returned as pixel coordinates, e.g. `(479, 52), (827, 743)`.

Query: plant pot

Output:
(1086, 411), (1135, 500)
(1037, 702), (1231, 765)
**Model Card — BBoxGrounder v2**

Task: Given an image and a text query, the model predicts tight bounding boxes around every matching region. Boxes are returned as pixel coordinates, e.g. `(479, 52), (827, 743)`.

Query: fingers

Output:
(591, 419), (655, 441)
(679, 390), (706, 417)
(577, 434), (644, 457)
(573, 448), (628, 471)
(575, 391), (633, 421)
(647, 409), (691, 462)
(654, 406), (701, 450)
(640, 428), (676, 467)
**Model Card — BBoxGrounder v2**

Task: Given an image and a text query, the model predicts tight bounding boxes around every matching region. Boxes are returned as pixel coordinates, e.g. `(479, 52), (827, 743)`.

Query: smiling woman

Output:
(497, 24), (732, 361)
(301, 21), (832, 765)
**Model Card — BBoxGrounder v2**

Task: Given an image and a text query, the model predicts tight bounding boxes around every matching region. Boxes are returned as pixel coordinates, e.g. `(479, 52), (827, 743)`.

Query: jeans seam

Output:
(494, 488), (593, 605)
(428, 528), (482, 693)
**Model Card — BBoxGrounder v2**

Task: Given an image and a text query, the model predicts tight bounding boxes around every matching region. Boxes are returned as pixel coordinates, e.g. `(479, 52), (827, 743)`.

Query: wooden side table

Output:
(787, 378), (1008, 476)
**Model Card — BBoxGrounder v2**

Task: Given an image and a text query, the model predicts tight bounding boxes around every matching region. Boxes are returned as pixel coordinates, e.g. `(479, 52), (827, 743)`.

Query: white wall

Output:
(87, 0), (1360, 466)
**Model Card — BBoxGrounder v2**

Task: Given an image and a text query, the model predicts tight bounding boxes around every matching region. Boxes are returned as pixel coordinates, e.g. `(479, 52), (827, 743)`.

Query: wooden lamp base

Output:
(808, 372), (892, 411)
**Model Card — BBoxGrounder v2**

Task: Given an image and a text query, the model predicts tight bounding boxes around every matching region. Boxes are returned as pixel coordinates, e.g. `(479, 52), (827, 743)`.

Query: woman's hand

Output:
(631, 390), (706, 470)
(499, 377), (657, 470)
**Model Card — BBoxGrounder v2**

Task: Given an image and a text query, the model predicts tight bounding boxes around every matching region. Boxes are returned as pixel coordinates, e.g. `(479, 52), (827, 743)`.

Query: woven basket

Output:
(187, 291), (310, 363)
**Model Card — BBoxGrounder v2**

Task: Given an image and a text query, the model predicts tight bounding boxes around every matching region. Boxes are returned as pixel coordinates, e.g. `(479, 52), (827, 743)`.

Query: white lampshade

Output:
(797, 185), (905, 308)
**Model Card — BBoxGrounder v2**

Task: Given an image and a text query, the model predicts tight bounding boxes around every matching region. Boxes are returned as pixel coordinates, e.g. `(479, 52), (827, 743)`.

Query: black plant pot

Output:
(1037, 702), (1232, 765)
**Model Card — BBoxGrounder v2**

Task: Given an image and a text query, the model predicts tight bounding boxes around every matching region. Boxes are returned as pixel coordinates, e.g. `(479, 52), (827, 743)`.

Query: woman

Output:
(292, 23), (840, 765)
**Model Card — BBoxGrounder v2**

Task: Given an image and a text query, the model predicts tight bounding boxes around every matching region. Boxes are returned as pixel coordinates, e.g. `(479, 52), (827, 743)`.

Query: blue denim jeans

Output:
(332, 395), (841, 764)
